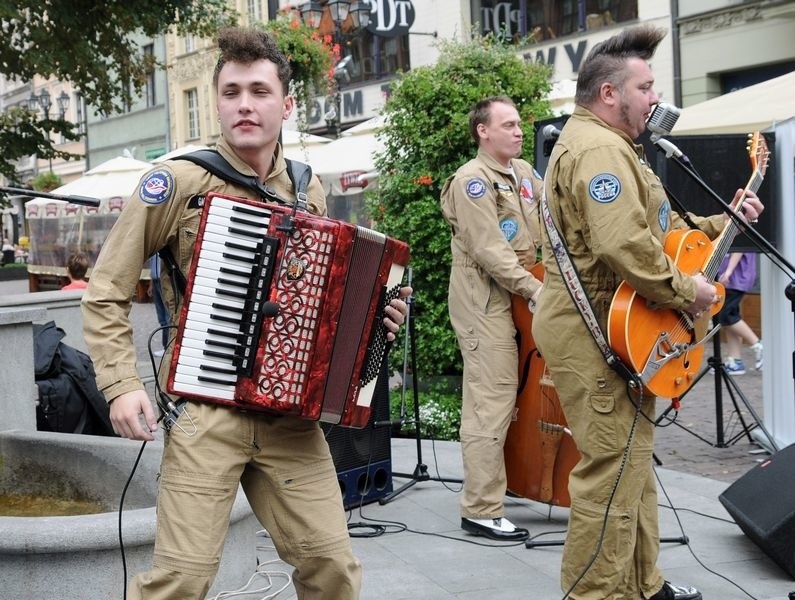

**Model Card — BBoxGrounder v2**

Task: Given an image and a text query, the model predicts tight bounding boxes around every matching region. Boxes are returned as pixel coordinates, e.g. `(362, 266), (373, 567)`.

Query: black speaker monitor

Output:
(650, 132), (778, 253)
(719, 442), (795, 579)
(321, 364), (393, 509)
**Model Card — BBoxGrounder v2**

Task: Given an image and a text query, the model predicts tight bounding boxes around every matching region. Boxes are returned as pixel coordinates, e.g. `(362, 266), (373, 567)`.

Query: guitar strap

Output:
(539, 191), (640, 387)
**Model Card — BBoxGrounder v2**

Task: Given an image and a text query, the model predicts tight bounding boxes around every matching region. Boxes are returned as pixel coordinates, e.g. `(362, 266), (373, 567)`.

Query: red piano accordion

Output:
(167, 192), (410, 428)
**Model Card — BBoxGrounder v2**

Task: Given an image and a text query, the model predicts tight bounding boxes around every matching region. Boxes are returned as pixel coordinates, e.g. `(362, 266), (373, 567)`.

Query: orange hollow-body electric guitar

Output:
(607, 132), (769, 399)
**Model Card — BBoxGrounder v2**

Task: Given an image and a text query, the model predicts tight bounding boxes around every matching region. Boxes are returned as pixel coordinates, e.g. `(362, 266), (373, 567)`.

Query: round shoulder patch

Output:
(588, 173), (621, 203)
(465, 177), (488, 200)
(139, 169), (174, 205)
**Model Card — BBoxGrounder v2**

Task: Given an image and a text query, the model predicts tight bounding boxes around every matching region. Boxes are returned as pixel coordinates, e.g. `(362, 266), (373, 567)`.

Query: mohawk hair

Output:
(575, 25), (666, 107)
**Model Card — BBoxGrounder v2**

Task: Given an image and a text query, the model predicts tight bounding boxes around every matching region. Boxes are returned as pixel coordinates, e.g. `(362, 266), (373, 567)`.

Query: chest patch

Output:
(588, 173), (621, 203)
(520, 178), (535, 203)
(466, 178), (488, 200)
(658, 201), (670, 231)
(139, 169), (173, 205)
(500, 218), (519, 241)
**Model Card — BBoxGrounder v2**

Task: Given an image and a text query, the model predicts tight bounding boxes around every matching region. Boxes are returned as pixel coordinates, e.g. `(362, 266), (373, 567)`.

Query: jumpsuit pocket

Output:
(587, 393), (619, 454)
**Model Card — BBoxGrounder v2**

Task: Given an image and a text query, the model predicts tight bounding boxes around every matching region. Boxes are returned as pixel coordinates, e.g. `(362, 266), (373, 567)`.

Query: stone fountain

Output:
(0, 292), (259, 599)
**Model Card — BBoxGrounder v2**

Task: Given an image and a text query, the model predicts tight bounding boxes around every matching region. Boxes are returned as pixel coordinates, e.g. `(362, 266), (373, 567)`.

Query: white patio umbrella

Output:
(50, 155), (153, 200)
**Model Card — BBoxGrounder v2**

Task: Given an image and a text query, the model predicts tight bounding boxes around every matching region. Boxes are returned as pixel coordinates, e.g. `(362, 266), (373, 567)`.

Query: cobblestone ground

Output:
(652, 341), (769, 484)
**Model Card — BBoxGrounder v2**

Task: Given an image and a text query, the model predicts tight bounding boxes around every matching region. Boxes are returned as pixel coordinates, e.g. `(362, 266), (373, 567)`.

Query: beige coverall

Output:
(533, 107), (724, 599)
(82, 137), (362, 599)
(440, 149), (544, 520)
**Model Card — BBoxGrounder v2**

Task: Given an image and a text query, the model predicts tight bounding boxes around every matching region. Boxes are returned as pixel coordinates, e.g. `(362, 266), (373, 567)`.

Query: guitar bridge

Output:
(640, 332), (690, 384)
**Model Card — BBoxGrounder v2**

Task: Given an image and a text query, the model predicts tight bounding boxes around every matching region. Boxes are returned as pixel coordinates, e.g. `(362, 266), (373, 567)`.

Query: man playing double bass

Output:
(440, 95), (544, 541)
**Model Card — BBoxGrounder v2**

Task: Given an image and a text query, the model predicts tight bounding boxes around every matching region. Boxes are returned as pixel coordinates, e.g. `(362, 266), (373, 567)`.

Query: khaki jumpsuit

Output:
(532, 107), (724, 599)
(82, 137), (362, 600)
(440, 149), (544, 520)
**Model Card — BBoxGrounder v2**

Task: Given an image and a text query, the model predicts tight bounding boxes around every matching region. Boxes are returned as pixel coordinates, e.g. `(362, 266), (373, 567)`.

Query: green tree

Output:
(368, 34), (553, 378)
(0, 0), (237, 181)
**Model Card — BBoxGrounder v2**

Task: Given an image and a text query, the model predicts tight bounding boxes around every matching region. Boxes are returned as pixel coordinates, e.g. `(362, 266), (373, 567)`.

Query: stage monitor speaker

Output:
(718, 442), (795, 579)
(321, 365), (392, 509)
(648, 131), (778, 253)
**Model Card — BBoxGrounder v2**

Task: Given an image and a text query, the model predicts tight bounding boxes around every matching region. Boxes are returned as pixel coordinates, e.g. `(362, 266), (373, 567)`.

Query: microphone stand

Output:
(0, 186), (100, 207)
(379, 268), (463, 505)
(653, 137), (793, 452)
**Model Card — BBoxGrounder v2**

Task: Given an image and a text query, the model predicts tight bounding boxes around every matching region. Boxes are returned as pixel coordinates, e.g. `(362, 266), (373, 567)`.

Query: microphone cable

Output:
(118, 324), (177, 600)
(653, 468), (760, 600)
(559, 381), (645, 600)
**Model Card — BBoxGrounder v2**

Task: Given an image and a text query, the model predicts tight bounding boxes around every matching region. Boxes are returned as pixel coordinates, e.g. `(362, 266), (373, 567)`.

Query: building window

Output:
(345, 31), (410, 84)
(143, 44), (156, 108)
(186, 88), (200, 139)
(248, 0), (262, 23)
(184, 34), (196, 54)
(476, 0), (638, 42)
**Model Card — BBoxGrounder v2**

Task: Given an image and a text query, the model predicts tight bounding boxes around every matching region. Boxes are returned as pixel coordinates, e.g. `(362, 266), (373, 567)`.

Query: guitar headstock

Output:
(747, 132), (770, 177)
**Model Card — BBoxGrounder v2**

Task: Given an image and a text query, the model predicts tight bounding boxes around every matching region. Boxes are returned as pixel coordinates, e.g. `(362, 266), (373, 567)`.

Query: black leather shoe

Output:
(461, 517), (529, 541)
(648, 581), (702, 600)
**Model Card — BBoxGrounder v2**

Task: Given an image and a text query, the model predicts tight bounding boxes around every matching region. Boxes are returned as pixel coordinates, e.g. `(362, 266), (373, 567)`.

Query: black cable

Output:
(118, 325), (177, 599)
(560, 382), (645, 600)
(119, 440), (148, 600)
(654, 469), (759, 600)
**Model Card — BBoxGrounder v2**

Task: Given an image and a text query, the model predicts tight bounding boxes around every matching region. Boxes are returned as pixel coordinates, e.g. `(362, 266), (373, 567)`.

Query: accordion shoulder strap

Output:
(172, 149), (312, 209)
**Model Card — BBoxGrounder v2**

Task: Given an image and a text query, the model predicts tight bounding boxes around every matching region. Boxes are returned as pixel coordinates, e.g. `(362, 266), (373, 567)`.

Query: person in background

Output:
(82, 27), (409, 600)
(716, 252), (763, 374)
(440, 96), (544, 541)
(147, 254), (170, 358)
(532, 24), (764, 600)
(61, 252), (90, 290)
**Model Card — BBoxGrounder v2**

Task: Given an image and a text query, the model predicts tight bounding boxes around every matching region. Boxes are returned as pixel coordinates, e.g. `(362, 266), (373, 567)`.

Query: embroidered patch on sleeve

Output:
(588, 173), (621, 203)
(500, 218), (519, 241)
(658, 201), (670, 231)
(465, 178), (488, 200)
(139, 169), (174, 205)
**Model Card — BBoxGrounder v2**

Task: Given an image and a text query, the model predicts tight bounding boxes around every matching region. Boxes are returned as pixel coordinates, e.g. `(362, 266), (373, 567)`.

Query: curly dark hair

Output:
(575, 25), (666, 107)
(212, 27), (292, 95)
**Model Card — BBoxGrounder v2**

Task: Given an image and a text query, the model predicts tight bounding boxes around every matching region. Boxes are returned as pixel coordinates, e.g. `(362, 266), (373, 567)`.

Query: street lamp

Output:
(299, 0), (372, 138)
(28, 89), (70, 172)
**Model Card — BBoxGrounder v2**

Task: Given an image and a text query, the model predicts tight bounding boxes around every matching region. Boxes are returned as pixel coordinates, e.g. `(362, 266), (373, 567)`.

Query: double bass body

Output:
(504, 263), (580, 507)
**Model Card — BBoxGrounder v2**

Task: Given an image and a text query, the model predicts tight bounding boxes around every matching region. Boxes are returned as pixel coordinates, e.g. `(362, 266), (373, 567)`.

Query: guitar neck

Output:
(702, 168), (764, 280)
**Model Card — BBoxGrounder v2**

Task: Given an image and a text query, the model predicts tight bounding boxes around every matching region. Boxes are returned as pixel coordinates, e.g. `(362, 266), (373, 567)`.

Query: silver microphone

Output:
(542, 124), (561, 140)
(647, 102), (681, 139)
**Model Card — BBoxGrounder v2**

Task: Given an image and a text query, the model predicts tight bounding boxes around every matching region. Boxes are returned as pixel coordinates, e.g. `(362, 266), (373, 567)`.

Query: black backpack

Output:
(33, 321), (116, 436)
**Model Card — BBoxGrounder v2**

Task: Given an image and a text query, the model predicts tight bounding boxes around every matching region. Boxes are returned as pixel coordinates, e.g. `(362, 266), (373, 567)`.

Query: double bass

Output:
(504, 263), (580, 507)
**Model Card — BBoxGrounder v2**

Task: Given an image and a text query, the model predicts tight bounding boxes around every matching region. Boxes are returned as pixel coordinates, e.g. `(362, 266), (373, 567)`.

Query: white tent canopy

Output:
(283, 122), (384, 197)
(673, 71), (795, 135)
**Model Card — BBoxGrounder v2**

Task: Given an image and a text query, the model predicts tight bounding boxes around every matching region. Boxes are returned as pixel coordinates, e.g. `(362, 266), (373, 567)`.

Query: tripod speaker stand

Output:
(379, 270), (462, 505)
(656, 327), (776, 450)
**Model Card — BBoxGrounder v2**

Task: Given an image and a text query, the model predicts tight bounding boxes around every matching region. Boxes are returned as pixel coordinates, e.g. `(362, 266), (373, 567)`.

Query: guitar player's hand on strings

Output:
(728, 188), (764, 225)
(686, 274), (719, 319)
